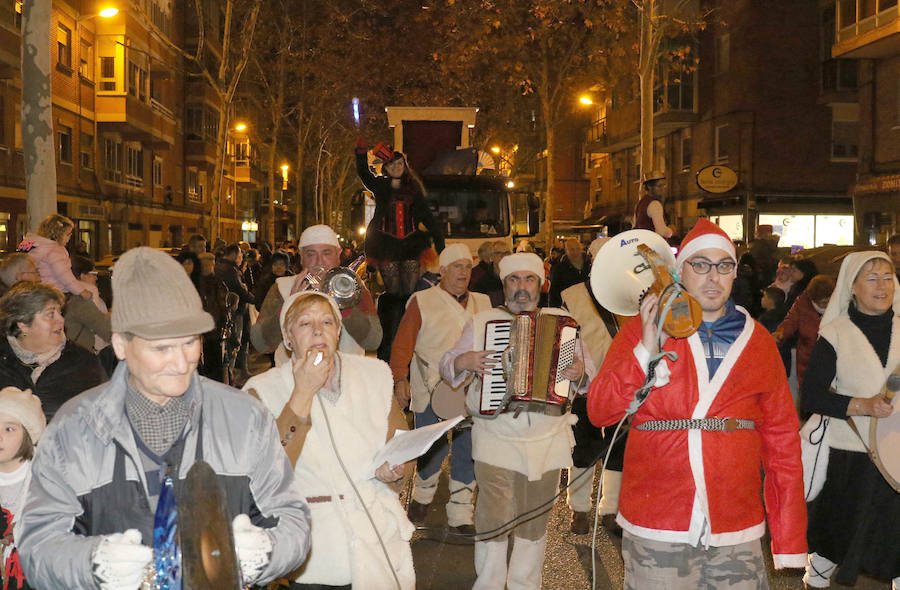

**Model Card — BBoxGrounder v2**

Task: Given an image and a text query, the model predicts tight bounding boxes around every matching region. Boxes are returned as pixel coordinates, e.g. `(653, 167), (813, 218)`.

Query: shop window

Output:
(58, 125), (72, 163)
(80, 132), (93, 170)
(57, 24), (72, 69)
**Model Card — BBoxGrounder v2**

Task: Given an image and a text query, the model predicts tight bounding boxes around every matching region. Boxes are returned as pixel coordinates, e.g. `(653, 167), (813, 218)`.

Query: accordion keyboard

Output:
(480, 320), (511, 414)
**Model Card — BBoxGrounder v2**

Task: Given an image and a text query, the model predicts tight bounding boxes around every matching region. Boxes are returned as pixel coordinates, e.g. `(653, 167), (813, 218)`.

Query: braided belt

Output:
(635, 417), (755, 432)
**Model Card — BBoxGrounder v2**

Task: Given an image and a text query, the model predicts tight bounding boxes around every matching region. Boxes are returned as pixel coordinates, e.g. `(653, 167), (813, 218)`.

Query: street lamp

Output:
(579, 96), (593, 105)
(491, 146), (501, 154)
(234, 123), (247, 132)
(280, 164), (289, 191)
(98, 7), (119, 17)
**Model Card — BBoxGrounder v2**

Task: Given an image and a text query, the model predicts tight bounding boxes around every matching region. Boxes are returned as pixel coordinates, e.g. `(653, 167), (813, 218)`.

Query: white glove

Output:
(91, 529), (153, 590)
(232, 513), (273, 585)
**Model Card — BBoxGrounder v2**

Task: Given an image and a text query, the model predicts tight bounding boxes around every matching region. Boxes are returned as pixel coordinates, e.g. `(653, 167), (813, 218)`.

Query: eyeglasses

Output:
(685, 259), (737, 275)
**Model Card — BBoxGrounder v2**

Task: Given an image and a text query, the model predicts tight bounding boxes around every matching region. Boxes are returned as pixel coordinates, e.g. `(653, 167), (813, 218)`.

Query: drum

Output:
(868, 373), (900, 492)
(431, 381), (468, 420)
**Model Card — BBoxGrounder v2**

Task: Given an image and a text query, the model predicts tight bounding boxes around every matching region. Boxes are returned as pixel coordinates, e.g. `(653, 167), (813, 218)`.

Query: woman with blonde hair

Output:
(17, 214), (93, 301)
(243, 290), (415, 589)
(800, 251), (900, 589)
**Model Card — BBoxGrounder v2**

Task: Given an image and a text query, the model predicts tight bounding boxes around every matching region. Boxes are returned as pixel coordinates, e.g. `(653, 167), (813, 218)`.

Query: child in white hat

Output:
(0, 386), (46, 590)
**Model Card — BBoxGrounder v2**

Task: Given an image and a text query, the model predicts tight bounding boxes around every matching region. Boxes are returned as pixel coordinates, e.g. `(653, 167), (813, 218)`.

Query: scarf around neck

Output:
(7, 335), (64, 383)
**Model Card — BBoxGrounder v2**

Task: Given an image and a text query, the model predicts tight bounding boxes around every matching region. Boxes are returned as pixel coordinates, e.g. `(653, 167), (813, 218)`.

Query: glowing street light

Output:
(506, 180), (515, 189)
(234, 123), (247, 132)
(491, 146), (501, 154)
(358, 226), (367, 235)
(579, 96), (593, 105)
(98, 7), (119, 17)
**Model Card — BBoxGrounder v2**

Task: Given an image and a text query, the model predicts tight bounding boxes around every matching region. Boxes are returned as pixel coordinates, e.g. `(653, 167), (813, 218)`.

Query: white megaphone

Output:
(589, 229), (677, 317)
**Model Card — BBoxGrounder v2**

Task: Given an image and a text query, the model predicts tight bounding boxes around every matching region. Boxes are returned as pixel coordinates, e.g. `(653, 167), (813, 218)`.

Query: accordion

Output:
(478, 309), (578, 416)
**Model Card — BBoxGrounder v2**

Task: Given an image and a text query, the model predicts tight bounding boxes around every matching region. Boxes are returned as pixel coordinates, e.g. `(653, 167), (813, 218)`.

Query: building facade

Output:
(831, 0), (900, 244)
(584, 0), (862, 248)
(0, 0), (276, 256)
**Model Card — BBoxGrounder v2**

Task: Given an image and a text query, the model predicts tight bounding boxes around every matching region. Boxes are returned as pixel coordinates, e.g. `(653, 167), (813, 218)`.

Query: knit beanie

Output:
(0, 387), (46, 443)
(111, 247), (215, 339)
(299, 225), (340, 249)
(498, 253), (545, 285)
(439, 244), (472, 268)
(675, 219), (736, 268)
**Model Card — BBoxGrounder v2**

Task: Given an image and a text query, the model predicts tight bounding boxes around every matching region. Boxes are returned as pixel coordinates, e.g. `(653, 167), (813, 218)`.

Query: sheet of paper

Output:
(369, 416), (465, 477)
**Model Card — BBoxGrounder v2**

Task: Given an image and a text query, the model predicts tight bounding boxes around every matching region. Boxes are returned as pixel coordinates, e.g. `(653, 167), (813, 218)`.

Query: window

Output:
(821, 7), (858, 92)
(150, 78), (163, 103)
(103, 138), (123, 183)
(715, 33), (729, 75)
(680, 129), (692, 171)
(187, 167), (200, 201)
(79, 40), (93, 80)
(831, 103), (859, 161)
(57, 24), (72, 69)
(153, 156), (163, 187)
(715, 124), (731, 164)
(15, 1), (22, 30)
(100, 56), (116, 91)
(80, 132), (93, 169)
(58, 125), (72, 163)
(125, 144), (143, 187)
(128, 62), (139, 97)
(139, 68), (147, 102)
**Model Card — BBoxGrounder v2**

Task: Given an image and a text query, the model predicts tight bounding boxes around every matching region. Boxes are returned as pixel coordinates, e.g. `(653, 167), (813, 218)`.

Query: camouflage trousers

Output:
(622, 531), (770, 590)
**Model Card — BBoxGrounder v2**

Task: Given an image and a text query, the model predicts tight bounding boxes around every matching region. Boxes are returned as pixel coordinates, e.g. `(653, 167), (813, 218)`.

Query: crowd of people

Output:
(0, 209), (896, 590)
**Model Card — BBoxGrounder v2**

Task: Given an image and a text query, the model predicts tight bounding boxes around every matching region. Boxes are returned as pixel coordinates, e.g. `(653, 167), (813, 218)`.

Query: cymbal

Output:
(178, 461), (243, 590)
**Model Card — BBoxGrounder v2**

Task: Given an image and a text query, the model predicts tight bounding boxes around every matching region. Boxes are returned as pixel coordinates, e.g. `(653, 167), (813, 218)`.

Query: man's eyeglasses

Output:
(685, 259), (737, 275)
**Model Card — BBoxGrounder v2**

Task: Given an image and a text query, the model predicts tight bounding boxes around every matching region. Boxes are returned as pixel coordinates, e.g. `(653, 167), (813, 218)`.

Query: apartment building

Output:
(584, 0), (860, 248)
(831, 0), (900, 244)
(0, 0), (275, 256)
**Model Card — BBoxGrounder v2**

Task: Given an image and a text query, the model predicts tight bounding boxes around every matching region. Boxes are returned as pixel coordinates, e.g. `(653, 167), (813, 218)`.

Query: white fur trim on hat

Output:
(279, 291), (342, 351)
(0, 387), (46, 443)
(675, 218), (736, 268)
(439, 244), (472, 268)
(299, 225), (340, 249)
(498, 252), (545, 285)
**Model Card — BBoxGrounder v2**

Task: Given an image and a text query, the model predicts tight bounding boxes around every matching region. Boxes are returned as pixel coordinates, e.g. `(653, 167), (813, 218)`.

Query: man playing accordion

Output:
(440, 252), (593, 590)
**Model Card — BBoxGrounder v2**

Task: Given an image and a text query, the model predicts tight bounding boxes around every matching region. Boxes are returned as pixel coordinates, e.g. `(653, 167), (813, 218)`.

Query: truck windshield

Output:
(425, 186), (510, 239)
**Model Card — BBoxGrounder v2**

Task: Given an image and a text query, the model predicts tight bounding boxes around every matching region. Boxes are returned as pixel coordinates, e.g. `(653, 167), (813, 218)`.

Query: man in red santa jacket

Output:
(588, 219), (807, 589)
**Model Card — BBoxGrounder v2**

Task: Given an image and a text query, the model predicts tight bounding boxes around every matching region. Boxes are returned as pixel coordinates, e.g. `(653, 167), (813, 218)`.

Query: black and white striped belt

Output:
(635, 417), (755, 432)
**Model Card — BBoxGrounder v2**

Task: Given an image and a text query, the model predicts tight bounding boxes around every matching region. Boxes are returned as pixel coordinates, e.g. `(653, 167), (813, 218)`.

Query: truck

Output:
(384, 106), (514, 258)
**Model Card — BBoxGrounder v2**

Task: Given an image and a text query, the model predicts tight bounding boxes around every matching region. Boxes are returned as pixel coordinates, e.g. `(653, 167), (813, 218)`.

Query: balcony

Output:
(96, 94), (175, 148)
(833, 0), (900, 58)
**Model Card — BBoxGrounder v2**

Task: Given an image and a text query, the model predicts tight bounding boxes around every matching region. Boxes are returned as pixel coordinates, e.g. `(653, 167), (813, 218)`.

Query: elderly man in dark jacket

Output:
(18, 247), (310, 589)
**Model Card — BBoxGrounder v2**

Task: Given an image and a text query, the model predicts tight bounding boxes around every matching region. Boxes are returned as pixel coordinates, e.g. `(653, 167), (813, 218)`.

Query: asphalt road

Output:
(407, 465), (892, 590)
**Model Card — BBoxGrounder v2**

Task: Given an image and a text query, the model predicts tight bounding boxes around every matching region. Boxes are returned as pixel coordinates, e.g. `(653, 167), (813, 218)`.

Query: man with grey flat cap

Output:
(18, 247), (310, 589)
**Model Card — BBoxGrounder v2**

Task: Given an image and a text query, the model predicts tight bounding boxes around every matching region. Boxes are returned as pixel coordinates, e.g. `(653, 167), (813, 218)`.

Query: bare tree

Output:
(21, 0), (56, 230)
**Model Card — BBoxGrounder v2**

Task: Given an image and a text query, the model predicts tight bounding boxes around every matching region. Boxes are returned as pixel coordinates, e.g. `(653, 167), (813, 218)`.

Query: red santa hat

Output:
(675, 219), (736, 267)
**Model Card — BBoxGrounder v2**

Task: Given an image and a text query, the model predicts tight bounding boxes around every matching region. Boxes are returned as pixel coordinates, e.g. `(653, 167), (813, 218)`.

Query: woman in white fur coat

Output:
(799, 251), (900, 590)
(243, 290), (415, 590)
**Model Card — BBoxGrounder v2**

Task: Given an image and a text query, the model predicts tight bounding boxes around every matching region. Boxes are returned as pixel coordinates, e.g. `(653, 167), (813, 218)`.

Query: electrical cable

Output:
(317, 393), (403, 590)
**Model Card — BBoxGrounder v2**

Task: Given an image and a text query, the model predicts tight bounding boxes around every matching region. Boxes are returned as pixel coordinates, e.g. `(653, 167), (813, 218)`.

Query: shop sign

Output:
(696, 165), (738, 193)
(853, 174), (900, 195)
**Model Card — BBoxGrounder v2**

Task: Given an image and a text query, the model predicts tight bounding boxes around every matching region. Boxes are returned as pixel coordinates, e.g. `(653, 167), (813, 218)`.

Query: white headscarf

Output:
(818, 250), (900, 332)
